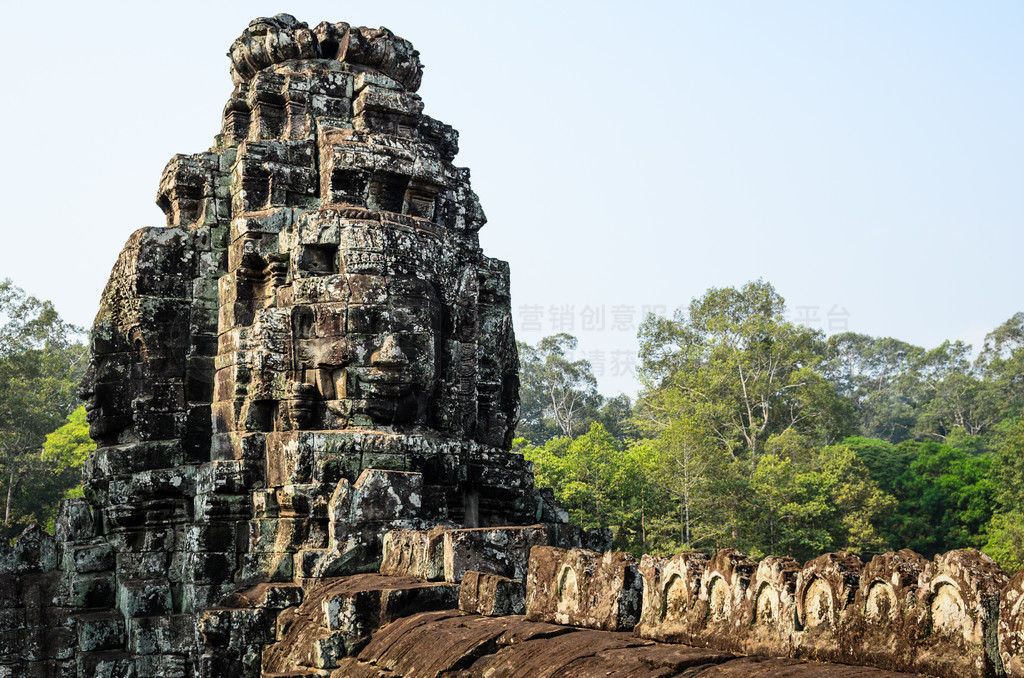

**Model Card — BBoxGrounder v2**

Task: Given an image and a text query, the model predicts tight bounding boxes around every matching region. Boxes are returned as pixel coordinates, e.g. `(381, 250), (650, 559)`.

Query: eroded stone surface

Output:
(0, 14), (568, 677)
(328, 611), (924, 678)
(459, 570), (526, 616)
(526, 546), (642, 632)
(1002, 569), (1024, 677)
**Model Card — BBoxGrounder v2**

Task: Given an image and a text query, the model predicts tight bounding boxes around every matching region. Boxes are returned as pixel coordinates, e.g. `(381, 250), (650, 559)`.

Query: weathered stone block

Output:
(262, 574), (458, 672)
(182, 522), (245, 553)
(55, 499), (96, 545)
(75, 612), (125, 652)
(525, 546), (641, 631)
(442, 525), (550, 583)
(126, 615), (195, 656)
(1002, 568), (1024, 677)
(76, 650), (135, 678)
(792, 551), (864, 663)
(68, 543), (115, 574)
(912, 549), (1007, 678)
(843, 549), (929, 672)
(0, 525), (57, 574)
(379, 527), (445, 580)
(181, 551), (236, 585)
(116, 578), (173, 618)
(0, 608), (23, 633)
(739, 554), (802, 657)
(458, 570), (525, 616)
(134, 653), (187, 678)
(68, 572), (116, 609)
(347, 469), (422, 523)
(636, 551), (709, 645)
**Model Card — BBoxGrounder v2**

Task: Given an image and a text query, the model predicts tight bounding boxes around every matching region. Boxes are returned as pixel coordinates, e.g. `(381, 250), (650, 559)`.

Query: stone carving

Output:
(1003, 569), (1024, 676)
(525, 546), (643, 631)
(635, 546), (1014, 678)
(0, 14), (575, 677)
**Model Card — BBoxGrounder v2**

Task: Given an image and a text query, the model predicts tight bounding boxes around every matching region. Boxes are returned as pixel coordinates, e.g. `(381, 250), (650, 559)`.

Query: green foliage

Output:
(983, 511), (1024, 574)
(21, 407), (93, 532)
(517, 334), (603, 442)
(522, 423), (669, 555)
(981, 418), (1024, 572)
(0, 279), (87, 536)
(821, 334), (924, 443)
(636, 280), (852, 474)
(885, 441), (994, 556)
(742, 435), (894, 561)
(516, 283), (1024, 564)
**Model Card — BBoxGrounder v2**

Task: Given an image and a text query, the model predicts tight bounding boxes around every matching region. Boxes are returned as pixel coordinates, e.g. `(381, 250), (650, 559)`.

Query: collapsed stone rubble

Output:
(0, 13), (1019, 678)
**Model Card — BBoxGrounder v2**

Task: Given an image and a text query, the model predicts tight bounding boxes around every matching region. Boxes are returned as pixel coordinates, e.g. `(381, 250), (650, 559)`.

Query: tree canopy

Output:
(0, 279), (88, 536)
(517, 280), (1024, 571)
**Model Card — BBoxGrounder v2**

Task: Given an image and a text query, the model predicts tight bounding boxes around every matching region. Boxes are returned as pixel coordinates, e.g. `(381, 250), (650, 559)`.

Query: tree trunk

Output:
(4, 468), (15, 528)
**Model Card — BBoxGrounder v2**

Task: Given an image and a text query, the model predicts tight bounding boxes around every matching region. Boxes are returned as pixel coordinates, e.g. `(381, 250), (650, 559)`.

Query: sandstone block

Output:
(75, 612), (125, 652)
(67, 543), (115, 574)
(379, 527), (445, 580)
(442, 525), (549, 583)
(739, 555), (802, 657)
(792, 551), (863, 663)
(1002, 568), (1024, 677)
(525, 546), (641, 631)
(458, 570), (525, 616)
(912, 549), (1008, 678)
(635, 551), (710, 645)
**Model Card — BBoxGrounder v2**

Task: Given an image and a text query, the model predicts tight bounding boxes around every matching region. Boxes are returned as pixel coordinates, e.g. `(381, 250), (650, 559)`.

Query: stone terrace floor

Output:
(312, 609), (925, 678)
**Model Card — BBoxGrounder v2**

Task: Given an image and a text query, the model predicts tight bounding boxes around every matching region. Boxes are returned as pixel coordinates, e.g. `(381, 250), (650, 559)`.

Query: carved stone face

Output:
(80, 319), (188, 445)
(349, 276), (440, 425)
(79, 339), (132, 444)
(246, 213), (448, 431)
(296, 269), (442, 427)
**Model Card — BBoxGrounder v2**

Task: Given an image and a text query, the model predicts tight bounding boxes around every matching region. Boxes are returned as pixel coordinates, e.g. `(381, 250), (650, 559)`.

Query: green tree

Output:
(636, 280), (851, 474)
(914, 341), (994, 440)
(821, 333), (925, 442)
(838, 436), (916, 497)
(21, 406), (93, 531)
(522, 423), (667, 554)
(976, 313), (1024, 422)
(887, 440), (994, 555)
(517, 334), (602, 442)
(983, 512), (1024, 574)
(744, 433), (895, 561)
(649, 410), (731, 552)
(0, 279), (86, 536)
(983, 418), (1024, 571)
(595, 393), (636, 441)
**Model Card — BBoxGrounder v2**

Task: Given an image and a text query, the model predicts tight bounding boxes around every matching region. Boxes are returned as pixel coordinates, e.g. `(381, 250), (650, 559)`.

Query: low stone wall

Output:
(525, 544), (1017, 678)
(1001, 569), (1024, 676)
(525, 546), (643, 631)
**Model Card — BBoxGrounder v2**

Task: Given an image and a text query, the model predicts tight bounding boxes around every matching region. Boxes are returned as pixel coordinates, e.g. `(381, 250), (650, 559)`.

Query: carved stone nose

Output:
(371, 334), (408, 369)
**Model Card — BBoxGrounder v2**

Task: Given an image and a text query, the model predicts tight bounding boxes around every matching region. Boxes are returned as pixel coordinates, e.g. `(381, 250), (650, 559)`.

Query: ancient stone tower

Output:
(0, 14), (575, 676)
(81, 12), (555, 585)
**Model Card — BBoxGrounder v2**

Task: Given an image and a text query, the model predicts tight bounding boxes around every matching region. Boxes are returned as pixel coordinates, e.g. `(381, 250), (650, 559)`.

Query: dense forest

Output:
(1, 277), (1022, 574)
(0, 280), (91, 537)
(517, 280), (1024, 572)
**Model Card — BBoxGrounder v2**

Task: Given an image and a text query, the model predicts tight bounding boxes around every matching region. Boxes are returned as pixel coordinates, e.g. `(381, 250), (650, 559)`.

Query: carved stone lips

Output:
(358, 369), (415, 398)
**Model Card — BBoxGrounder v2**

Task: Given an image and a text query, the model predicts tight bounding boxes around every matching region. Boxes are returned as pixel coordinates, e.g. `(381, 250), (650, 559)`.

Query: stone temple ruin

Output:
(0, 13), (1021, 678)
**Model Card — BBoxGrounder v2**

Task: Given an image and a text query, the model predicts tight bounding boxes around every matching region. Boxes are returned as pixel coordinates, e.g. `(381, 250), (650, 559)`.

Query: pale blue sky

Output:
(2, 1), (1021, 396)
